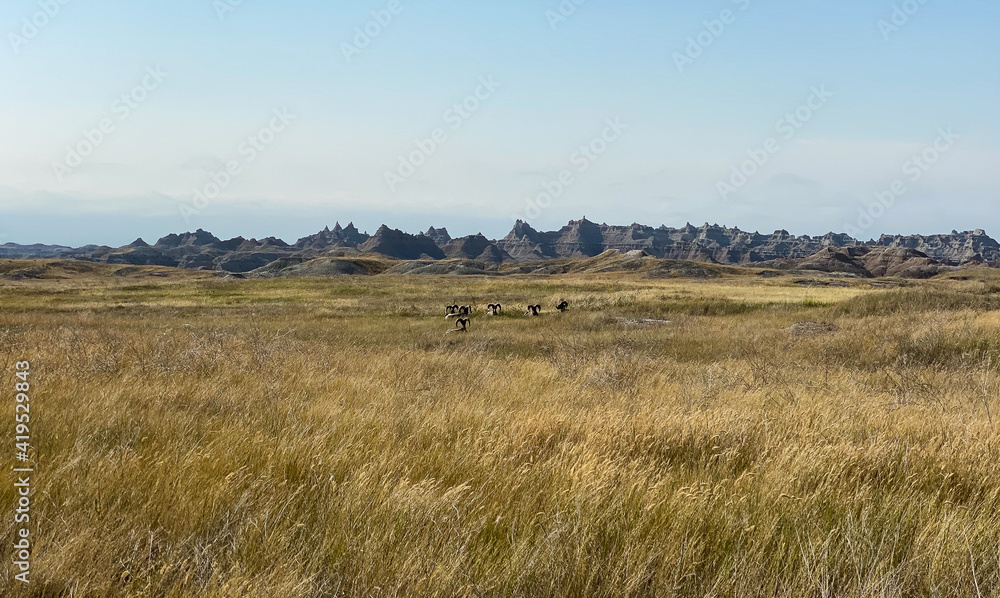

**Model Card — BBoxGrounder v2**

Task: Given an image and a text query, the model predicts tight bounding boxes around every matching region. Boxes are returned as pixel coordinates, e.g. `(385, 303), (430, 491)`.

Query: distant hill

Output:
(3, 219), (998, 276)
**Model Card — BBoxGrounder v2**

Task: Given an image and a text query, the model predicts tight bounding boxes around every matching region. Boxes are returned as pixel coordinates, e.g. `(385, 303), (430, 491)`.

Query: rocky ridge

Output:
(2, 218), (997, 276)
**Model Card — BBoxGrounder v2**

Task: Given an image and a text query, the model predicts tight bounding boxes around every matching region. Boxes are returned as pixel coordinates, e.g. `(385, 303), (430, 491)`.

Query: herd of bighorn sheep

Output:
(444, 300), (568, 333)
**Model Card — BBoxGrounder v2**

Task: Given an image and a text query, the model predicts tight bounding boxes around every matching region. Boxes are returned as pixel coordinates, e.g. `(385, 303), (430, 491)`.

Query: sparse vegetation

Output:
(4, 262), (1000, 596)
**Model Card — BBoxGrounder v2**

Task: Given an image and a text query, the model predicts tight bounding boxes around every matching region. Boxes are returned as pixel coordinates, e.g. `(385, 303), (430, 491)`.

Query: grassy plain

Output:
(4, 260), (1000, 596)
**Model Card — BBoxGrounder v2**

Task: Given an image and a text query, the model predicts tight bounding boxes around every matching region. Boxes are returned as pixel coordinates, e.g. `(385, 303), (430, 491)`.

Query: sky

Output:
(1, 0), (998, 246)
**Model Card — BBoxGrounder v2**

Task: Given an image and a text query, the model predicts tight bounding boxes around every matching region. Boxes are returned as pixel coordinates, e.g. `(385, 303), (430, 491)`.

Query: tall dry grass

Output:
(2, 269), (1000, 596)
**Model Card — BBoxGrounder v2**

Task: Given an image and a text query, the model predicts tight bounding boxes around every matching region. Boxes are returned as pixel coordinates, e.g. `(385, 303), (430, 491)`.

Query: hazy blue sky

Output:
(2, 0), (997, 246)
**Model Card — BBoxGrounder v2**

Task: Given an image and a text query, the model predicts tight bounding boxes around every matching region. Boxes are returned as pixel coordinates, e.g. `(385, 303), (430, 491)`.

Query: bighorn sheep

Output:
(487, 303), (502, 316)
(556, 300), (569, 313)
(448, 317), (471, 333)
(524, 304), (541, 317)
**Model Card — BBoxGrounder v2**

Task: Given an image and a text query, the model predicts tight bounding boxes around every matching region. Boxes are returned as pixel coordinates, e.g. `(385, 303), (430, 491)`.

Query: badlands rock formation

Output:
(2, 218), (996, 276)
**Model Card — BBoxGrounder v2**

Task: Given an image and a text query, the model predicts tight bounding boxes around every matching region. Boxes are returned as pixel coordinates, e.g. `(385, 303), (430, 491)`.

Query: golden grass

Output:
(4, 264), (1000, 596)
